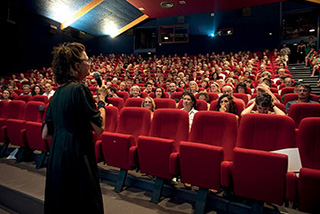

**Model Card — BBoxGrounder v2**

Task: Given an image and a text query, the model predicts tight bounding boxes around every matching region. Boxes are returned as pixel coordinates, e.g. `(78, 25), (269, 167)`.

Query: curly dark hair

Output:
(217, 94), (237, 115)
(51, 42), (85, 84)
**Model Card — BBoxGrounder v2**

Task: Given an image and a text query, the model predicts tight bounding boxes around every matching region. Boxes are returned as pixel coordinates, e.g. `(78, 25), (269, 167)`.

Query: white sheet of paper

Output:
(271, 148), (302, 172)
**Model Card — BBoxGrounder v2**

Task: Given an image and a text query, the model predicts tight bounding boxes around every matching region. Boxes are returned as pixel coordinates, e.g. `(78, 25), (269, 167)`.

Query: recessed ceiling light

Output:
(160, 1), (174, 8)
(179, 1), (186, 4)
(139, 7), (145, 11)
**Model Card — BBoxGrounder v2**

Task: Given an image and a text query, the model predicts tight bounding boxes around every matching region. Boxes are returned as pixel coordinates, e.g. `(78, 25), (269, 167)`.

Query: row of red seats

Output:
(0, 100), (49, 168)
(104, 89), (319, 106)
(9, 94), (49, 104)
(106, 96), (320, 127)
(95, 107), (320, 213)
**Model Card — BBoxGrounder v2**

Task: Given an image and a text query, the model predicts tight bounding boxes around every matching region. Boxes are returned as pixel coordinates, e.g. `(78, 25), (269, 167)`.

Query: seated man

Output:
(43, 83), (55, 99)
(143, 82), (153, 94)
(286, 84), (318, 112)
(20, 84), (32, 95)
(168, 82), (177, 98)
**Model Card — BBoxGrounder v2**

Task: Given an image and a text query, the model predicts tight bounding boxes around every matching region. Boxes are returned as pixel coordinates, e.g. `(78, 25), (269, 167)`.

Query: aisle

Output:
(0, 160), (195, 214)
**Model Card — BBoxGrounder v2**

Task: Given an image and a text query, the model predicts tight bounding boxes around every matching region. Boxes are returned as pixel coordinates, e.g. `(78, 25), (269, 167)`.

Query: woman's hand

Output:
(96, 86), (107, 102)
(219, 105), (227, 112)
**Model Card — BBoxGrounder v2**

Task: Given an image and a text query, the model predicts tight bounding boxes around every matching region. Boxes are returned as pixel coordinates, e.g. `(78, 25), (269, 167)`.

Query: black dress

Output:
(44, 82), (104, 214)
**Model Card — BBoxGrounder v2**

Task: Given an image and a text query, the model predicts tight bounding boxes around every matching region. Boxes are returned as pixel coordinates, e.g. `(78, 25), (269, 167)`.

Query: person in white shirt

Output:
(43, 83), (55, 99)
(180, 92), (198, 130)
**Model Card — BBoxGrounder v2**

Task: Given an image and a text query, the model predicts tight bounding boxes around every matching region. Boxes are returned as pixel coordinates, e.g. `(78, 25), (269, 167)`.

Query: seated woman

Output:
(1, 90), (12, 102)
(216, 94), (238, 116)
(141, 96), (155, 118)
(130, 85), (141, 98)
(236, 82), (251, 100)
(154, 87), (165, 98)
(32, 85), (44, 96)
(241, 93), (285, 116)
(188, 81), (199, 96)
(180, 92), (198, 130)
(208, 82), (222, 96)
(198, 91), (210, 111)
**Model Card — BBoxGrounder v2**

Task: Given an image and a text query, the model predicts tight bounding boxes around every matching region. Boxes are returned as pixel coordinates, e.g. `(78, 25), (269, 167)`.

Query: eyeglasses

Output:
(144, 101), (152, 104)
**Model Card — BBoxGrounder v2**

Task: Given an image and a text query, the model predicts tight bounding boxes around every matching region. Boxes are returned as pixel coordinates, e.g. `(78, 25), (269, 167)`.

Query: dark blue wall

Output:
(2, 6), (96, 76)
(97, 3), (281, 56)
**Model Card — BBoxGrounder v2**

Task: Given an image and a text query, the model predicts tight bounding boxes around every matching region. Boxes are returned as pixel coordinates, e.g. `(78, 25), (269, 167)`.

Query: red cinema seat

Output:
(17, 95), (32, 103)
(32, 95), (49, 104)
(230, 114), (296, 209)
(101, 107), (151, 192)
(94, 106), (118, 163)
(137, 109), (189, 203)
(170, 92), (183, 100)
(140, 92), (148, 98)
(288, 103), (320, 128)
(6, 101), (38, 162)
(280, 87), (295, 97)
(108, 97), (124, 111)
(24, 102), (48, 168)
(233, 93), (249, 105)
(0, 100), (9, 157)
(0, 100), (26, 155)
(179, 111), (237, 213)
(117, 91), (129, 100)
(154, 98), (176, 109)
(125, 98), (143, 107)
(283, 93), (319, 105)
(295, 118), (320, 213)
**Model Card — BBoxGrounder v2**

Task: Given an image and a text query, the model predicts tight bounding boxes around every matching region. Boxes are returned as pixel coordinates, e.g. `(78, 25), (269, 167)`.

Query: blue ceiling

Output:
(9, 0), (144, 37)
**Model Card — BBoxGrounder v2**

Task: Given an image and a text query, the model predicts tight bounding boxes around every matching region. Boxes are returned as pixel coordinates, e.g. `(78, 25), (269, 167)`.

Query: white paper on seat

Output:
(270, 148), (302, 172)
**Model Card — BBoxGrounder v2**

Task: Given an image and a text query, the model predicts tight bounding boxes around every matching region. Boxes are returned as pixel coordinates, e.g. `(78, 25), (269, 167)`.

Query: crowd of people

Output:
(1, 47), (318, 129)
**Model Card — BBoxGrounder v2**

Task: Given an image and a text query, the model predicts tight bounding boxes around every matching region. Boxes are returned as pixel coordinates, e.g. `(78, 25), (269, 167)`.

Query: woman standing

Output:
(42, 42), (105, 214)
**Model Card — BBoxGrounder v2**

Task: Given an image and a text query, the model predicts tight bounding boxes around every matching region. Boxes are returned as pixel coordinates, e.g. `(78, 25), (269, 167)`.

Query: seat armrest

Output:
(169, 152), (179, 175)
(221, 160), (233, 187)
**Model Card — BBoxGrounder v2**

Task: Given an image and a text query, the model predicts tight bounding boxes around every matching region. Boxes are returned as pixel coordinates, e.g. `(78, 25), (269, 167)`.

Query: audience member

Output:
(168, 82), (177, 98)
(216, 94), (238, 116)
(180, 92), (198, 130)
(221, 85), (245, 107)
(130, 85), (141, 98)
(286, 84), (318, 112)
(241, 93), (285, 116)
(43, 83), (55, 99)
(154, 87), (165, 98)
(1, 90), (11, 102)
(141, 96), (155, 118)
(188, 81), (199, 96)
(32, 85), (44, 96)
(107, 86), (119, 98)
(21, 84), (32, 95)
